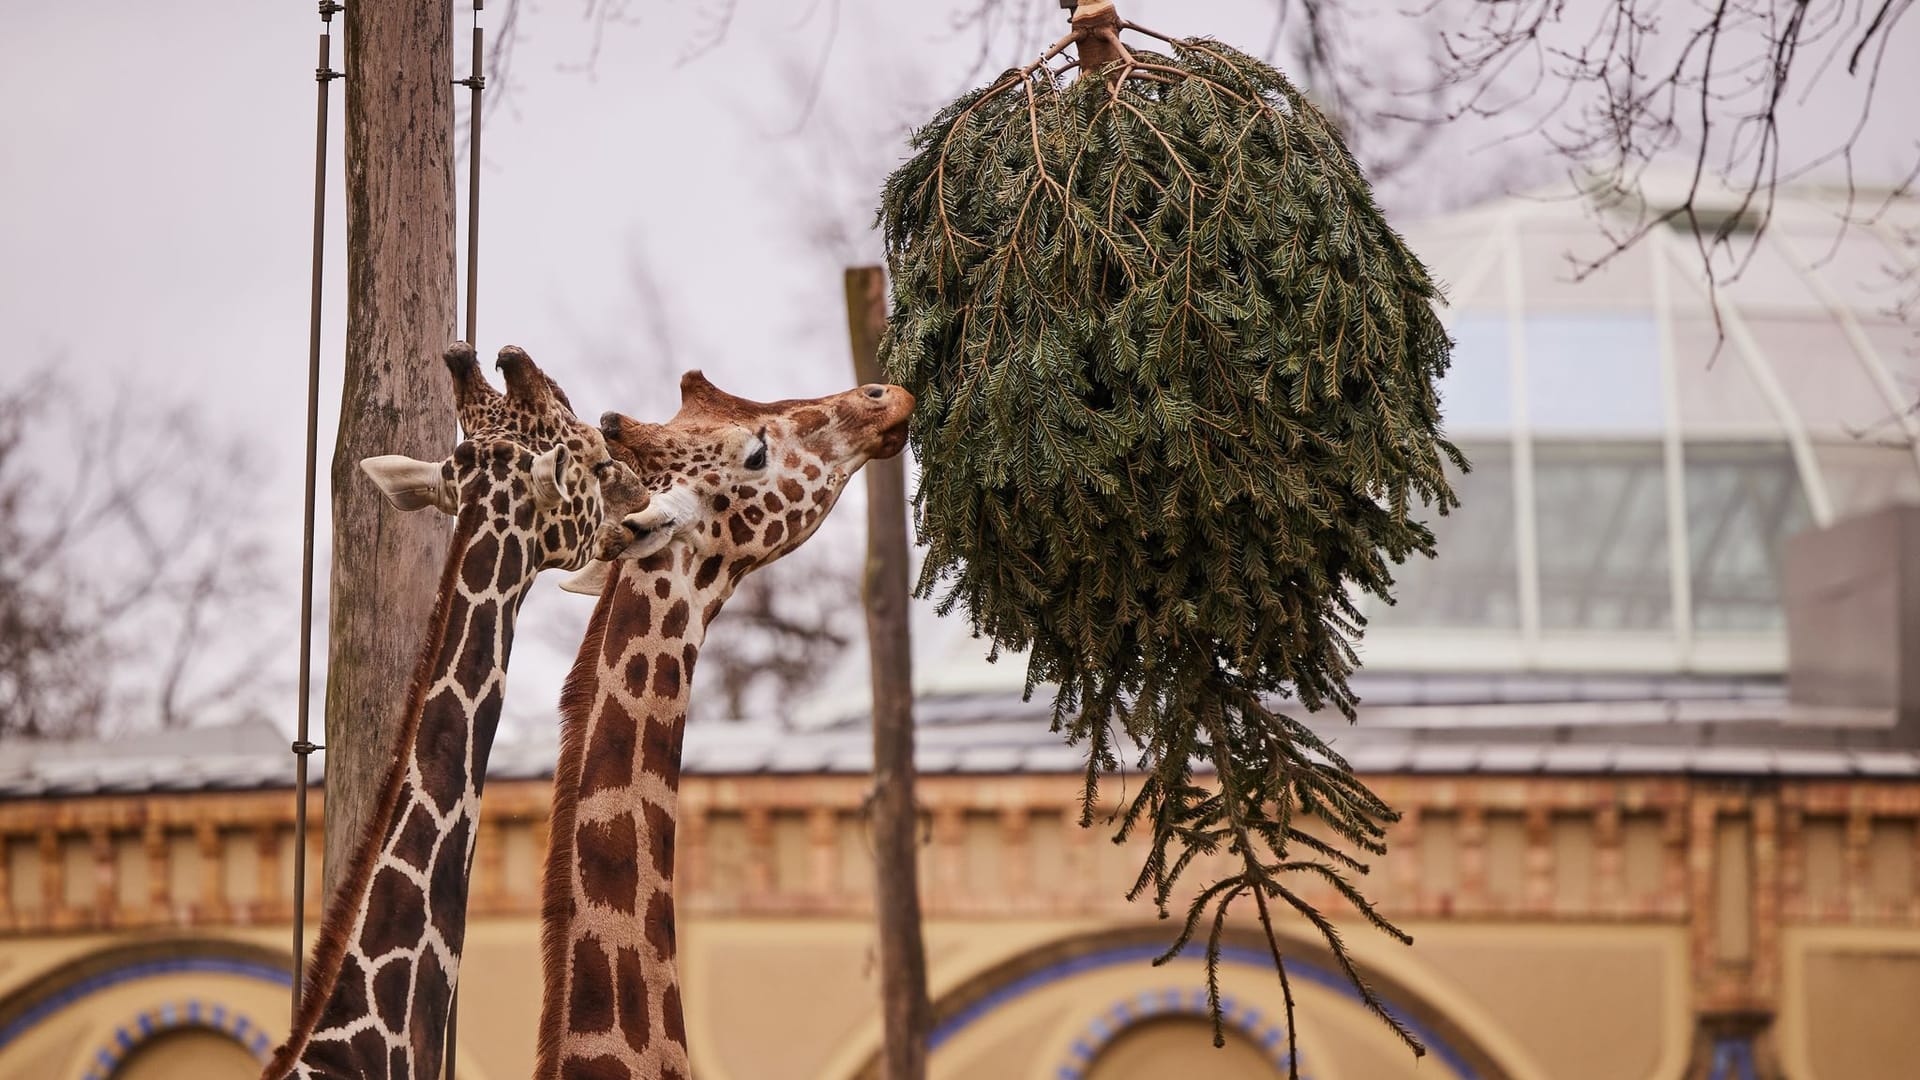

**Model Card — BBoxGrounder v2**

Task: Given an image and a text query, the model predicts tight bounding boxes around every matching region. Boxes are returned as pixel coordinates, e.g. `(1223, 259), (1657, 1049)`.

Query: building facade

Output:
(2, 745), (1919, 1079)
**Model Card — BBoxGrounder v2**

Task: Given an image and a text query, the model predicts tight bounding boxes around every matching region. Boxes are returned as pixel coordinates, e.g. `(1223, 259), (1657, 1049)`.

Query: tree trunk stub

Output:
(1071, 0), (1125, 75)
(321, 0), (458, 906)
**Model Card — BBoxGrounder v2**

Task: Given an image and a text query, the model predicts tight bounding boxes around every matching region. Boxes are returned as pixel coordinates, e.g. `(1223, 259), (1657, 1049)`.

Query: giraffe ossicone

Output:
(535, 370), (913, 1080)
(267, 343), (649, 1080)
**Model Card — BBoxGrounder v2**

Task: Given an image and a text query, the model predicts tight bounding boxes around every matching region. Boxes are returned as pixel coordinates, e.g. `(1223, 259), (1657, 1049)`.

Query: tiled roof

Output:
(2, 669), (1917, 799)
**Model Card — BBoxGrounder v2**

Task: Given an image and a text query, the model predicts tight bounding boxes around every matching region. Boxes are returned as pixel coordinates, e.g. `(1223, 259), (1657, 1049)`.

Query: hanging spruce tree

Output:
(879, 2), (1459, 1069)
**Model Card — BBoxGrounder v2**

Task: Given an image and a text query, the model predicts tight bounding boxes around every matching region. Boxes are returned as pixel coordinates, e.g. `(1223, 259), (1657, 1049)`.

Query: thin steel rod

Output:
(462, 6), (484, 344)
(293, 0), (343, 1023)
(447, 9), (483, 1074)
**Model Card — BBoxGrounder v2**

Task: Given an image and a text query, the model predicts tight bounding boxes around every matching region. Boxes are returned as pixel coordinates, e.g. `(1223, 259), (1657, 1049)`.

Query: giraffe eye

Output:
(743, 429), (768, 471)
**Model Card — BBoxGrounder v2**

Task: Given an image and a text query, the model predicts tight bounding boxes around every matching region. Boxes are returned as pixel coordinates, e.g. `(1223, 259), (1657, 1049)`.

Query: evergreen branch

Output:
(1203, 706), (1322, 1077)
(1274, 882), (1426, 1058)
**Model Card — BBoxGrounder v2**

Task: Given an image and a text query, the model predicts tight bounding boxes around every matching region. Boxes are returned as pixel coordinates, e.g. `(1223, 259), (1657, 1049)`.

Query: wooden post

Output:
(846, 267), (931, 1080)
(321, 0), (459, 906)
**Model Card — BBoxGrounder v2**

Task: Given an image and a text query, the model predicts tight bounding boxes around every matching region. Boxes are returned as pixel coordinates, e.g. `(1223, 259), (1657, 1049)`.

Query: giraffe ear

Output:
(530, 444), (569, 509)
(361, 455), (455, 514)
(559, 560), (613, 596)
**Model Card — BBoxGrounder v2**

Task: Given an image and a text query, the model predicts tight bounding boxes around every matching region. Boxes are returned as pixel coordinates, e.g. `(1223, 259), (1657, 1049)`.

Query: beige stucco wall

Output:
(1777, 925), (1920, 1080)
(20, 915), (1920, 1080)
(0, 914), (1695, 1080)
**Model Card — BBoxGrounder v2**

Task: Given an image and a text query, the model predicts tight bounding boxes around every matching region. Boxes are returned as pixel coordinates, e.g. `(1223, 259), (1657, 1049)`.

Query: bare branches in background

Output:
(1891, 202), (1920, 324)
(947, 0), (1069, 87)
(0, 372), (283, 738)
(0, 378), (99, 739)
(695, 536), (861, 722)
(1433, 0), (1918, 296)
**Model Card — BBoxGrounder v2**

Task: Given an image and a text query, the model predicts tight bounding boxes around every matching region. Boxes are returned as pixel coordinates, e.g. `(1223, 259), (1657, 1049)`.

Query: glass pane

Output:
(1671, 315), (1786, 435)
(1777, 226), (1907, 317)
(1710, 241), (1819, 311)
(1742, 315), (1894, 436)
(1816, 441), (1920, 517)
(1863, 321), (1920, 397)
(1411, 225), (1504, 308)
(1533, 441), (1673, 630)
(1684, 442), (1813, 631)
(1439, 314), (1512, 432)
(1526, 315), (1665, 433)
(1373, 441), (1521, 630)
(1521, 227), (1654, 308)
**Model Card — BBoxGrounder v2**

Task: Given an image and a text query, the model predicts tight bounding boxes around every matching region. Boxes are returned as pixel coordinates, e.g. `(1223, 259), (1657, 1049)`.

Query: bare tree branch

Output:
(0, 370), (284, 738)
(1430, 0), (1917, 303)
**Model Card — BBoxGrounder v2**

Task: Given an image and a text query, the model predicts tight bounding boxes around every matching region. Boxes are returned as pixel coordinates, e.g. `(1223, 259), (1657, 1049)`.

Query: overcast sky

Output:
(4, 0), (1914, 739)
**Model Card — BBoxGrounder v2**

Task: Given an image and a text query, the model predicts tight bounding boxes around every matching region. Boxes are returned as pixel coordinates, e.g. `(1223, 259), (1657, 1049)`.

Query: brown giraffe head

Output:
(561, 370), (913, 594)
(361, 343), (651, 574)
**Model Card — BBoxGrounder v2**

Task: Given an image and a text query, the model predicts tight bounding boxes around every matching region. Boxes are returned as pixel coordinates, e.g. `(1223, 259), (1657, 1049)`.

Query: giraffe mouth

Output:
(873, 423), (910, 459)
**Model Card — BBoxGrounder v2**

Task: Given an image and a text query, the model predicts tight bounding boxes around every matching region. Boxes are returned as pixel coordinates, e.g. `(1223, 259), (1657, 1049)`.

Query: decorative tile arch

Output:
(1049, 985), (1305, 1080)
(82, 997), (273, 1080)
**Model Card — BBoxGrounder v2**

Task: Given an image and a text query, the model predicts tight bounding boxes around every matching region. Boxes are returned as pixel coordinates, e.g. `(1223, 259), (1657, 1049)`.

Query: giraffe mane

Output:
(263, 502), (483, 1079)
(533, 567), (618, 1080)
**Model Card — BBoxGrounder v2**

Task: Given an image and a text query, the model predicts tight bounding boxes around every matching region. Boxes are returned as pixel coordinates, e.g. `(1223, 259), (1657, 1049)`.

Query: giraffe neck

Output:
(268, 504), (531, 1080)
(537, 551), (725, 1080)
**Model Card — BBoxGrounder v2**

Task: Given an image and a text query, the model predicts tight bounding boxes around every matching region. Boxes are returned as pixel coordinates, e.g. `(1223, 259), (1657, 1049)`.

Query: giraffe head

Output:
(360, 343), (651, 576)
(560, 370), (913, 595)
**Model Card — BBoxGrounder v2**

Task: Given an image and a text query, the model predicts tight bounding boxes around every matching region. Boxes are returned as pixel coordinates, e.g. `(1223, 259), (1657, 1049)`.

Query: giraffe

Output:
(266, 343), (653, 1080)
(533, 370), (913, 1080)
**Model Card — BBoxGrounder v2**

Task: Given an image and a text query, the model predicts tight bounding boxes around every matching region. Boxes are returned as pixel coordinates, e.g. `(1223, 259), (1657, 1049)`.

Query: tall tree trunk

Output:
(322, 2), (458, 904)
(846, 267), (931, 1080)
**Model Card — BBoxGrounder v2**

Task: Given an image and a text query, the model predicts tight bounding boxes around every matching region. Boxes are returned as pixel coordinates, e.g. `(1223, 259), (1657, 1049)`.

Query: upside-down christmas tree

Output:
(879, 2), (1461, 1068)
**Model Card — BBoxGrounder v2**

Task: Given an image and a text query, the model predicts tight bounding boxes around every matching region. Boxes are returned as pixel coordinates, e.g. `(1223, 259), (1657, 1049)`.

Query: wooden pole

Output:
(323, 0), (459, 906)
(846, 267), (931, 1080)
(292, 0), (343, 1020)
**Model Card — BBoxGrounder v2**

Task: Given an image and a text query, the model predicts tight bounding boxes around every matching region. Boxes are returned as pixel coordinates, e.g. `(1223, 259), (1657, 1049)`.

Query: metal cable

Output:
(446, 5), (484, 1075)
(292, 0), (344, 1024)
(460, 1), (485, 345)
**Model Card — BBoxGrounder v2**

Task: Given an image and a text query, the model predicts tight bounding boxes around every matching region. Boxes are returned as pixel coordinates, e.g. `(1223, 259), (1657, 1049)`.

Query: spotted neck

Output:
(536, 547), (743, 1080)
(268, 492), (533, 1080)
(531, 370), (915, 1080)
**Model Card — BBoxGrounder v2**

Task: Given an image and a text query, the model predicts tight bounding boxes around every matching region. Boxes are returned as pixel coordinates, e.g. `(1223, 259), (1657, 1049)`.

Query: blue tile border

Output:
(1708, 1036), (1758, 1080)
(77, 996), (274, 1080)
(1048, 984), (1308, 1078)
(0, 956), (290, 1056)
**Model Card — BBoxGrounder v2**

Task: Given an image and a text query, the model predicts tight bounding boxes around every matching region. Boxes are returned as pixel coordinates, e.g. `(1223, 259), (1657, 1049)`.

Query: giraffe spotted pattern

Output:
(269, 345), (649, 1080)
(536, 372), (913, 1080)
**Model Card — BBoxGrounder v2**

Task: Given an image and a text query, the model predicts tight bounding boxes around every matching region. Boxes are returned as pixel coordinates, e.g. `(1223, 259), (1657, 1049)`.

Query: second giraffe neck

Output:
(269, 505), (532, 1080)
(537, 554), (719, 1080)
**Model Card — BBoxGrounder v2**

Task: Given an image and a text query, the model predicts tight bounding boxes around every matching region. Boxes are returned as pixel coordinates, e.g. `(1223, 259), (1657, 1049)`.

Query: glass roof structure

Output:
(1365, 173), (1920, 674)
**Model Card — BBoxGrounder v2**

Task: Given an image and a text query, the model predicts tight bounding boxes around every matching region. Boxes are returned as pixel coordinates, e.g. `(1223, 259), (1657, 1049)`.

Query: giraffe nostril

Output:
(864, 386), (886, 400)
